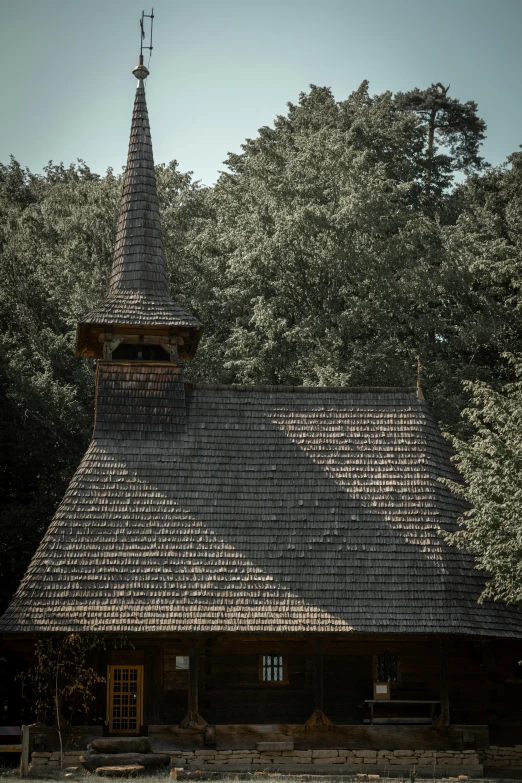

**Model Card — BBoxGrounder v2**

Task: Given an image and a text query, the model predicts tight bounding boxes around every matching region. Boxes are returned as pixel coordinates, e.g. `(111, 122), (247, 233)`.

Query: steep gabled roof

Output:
(2, 363), (521, 637)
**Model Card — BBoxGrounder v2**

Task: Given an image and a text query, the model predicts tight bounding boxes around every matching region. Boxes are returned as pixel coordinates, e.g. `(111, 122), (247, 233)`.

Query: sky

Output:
(2, 0), (522, 186)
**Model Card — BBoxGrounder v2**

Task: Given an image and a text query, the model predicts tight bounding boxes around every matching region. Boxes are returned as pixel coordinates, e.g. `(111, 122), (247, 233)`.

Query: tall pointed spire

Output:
(76, 56), (203, 361)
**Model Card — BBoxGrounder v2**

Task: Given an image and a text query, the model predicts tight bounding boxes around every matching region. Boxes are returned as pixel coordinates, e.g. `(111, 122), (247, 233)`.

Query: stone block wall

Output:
(481, 745), (522, 768)
(169, 747), (483, 775)
(31, 745), (522, 775)
(30, 751), (83, 768)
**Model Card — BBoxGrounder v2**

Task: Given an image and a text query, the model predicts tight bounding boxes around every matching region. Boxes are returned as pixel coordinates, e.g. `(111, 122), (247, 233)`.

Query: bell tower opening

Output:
(112, 343), (170, 361)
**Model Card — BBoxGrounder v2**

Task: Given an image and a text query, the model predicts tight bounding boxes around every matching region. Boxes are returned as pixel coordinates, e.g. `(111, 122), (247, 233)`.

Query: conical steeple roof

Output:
(76, 60), (203, 360)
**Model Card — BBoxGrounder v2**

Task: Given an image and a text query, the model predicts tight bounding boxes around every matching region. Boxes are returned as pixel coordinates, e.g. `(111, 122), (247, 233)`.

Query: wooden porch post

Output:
(188, 649), (199, 715)
(304, 638), (332, 726)
(20, 724), (29, 778)
(181, 637), (207, 727)
(314, 640), (324, 712)
(439, 640), (450, 726)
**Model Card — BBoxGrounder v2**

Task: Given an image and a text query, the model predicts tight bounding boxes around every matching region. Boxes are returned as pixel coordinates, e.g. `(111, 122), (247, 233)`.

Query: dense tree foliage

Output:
(0, 81), (521, 617)
(444, 357), (522, 604)
(443, 153), (522, 604)
(187, 84), (522, 428)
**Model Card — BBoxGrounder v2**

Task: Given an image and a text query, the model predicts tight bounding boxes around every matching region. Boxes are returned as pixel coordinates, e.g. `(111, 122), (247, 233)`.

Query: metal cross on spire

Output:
(140, 9), (154, 62)
(133, 9), (154, 81)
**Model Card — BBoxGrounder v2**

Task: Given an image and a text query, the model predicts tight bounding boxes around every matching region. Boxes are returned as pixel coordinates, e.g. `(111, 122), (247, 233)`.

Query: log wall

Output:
(93, 634), (522, 745)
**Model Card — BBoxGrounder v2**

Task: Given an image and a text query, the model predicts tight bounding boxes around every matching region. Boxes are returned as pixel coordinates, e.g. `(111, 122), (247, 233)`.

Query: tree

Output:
(23, 634), (105, 764)
(435, 150), (522, 425)
(395, 83), (487, 198)
(186, 83), (515, 433)
(443, 356), (522, 604)
(187, 85), (432, 386)
(0, 159), (117, 612)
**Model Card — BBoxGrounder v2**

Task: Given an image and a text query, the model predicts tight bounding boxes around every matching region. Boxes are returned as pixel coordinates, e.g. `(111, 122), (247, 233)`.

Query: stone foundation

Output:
(482, 744), (522, 768)
(168, 748), (483, 776)
(35, 746), (522, 776)
(30, 751), (83, 768)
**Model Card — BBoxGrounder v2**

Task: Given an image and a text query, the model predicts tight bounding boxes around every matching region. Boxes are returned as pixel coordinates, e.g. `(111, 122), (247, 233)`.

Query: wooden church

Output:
(2, 52), (522, 775)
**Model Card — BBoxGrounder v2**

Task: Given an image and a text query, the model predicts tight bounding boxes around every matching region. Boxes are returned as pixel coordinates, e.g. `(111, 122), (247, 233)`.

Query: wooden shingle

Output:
(2, 363), (521, 637)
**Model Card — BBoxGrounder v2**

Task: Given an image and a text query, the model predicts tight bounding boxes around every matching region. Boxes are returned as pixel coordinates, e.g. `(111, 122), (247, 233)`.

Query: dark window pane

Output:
(377, 653), (398, 682)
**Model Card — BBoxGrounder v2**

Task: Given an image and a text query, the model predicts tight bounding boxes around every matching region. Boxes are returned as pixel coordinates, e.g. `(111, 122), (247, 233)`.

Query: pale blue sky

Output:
(2, 0), (521, 186)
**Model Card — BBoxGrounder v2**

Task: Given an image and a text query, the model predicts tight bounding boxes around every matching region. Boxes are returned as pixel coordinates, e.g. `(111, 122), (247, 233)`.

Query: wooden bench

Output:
(363, 700), (441, 725)
(0, 727), (22, 753)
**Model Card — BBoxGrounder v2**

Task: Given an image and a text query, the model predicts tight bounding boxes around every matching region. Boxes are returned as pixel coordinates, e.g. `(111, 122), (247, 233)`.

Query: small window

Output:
(261, 653), (286, 683)
(175, 655), (190, 670)
(108, 665), (143, 734)
(376, 652), (398, 682)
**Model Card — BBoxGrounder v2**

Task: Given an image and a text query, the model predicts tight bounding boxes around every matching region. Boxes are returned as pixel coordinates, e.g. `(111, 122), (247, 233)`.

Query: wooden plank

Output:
(20, 725), (29, 778)
(0, 745), (22, 752)
(148, 725), (204, 750)
(364, 718), (432, 724)
(364, 699), (441, 704)
(197, 723), (490, 751)
(0, 728), (20, 736)
(108, 650), (144, 665)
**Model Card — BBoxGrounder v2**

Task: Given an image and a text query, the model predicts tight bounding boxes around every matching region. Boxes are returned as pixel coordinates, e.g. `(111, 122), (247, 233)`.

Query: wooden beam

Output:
(439, 641), (450, 727)
(185, 723), (488, 751)
(188, 650), (199, 715)
(314, 641), (324, 712)
(149, 722), (489, 752)
(19, 725), (29, 778)
(180, 638), (208, 728)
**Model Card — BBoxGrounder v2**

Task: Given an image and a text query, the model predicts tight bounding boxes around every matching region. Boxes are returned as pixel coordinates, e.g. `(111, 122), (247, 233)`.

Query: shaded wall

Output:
(93, 635), (522, 735)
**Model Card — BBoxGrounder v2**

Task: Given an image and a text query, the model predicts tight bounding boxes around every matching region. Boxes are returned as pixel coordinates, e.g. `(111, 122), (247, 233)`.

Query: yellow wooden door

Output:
(107, 665), (143, 734)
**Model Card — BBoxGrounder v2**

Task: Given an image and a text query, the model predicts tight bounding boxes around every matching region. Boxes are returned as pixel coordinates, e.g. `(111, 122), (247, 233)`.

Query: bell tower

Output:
(75, 49), (203, 363)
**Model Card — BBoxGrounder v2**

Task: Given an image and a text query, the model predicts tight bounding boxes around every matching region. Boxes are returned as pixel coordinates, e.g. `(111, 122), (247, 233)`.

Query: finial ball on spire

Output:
(133, 55), (150, 80)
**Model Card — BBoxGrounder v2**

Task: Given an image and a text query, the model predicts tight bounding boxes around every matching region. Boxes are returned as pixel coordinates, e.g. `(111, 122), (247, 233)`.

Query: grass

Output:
(0, 771), (516, 783)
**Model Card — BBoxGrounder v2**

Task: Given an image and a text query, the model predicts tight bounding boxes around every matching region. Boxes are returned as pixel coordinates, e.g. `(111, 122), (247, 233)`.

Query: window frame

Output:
(107, 664), (143, 734)
(258, 653), (288, 686)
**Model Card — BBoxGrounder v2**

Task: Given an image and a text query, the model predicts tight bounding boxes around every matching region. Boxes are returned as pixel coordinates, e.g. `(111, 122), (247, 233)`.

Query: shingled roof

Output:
(76, 70), (202, 352)
(2, 362), (521, 637)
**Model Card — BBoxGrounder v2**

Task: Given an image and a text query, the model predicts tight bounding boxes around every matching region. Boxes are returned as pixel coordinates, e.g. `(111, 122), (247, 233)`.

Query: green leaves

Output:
(185, 82), (503, 410)
(444, 357), (522, 604)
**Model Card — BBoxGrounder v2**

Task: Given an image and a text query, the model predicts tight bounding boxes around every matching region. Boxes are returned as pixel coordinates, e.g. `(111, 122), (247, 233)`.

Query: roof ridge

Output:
(184, 383), (419, 394)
